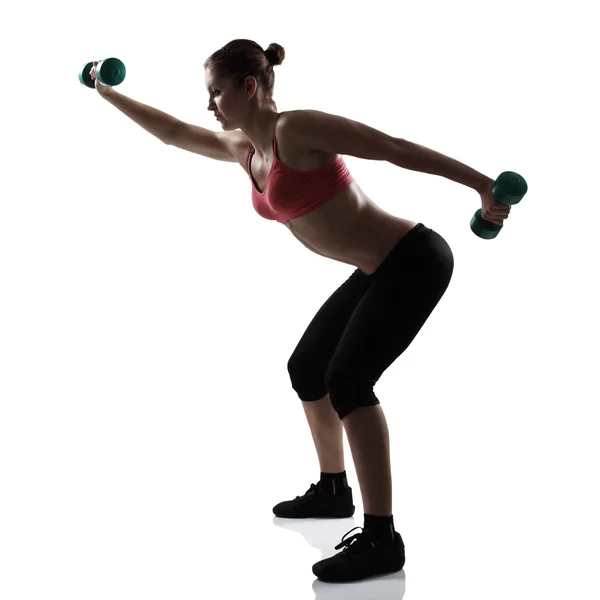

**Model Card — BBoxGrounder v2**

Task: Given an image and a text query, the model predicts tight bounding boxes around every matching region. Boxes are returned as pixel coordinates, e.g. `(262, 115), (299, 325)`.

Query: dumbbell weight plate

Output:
(96, 58), (126, 86)
(470, 209), (503, 239)
(79, 61), (95, 89)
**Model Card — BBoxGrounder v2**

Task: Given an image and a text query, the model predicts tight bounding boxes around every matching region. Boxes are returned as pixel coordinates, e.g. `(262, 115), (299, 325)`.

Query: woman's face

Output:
(205, 70), (226, 118)
(205, 69), (245, 129)
(205, 69), (261, 130)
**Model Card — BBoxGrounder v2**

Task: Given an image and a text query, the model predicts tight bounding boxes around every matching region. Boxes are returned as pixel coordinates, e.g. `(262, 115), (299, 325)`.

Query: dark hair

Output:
(204, 39), (285, 110)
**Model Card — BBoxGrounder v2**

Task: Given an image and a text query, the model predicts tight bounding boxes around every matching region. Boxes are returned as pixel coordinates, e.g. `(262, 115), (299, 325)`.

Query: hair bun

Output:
(265, 43), (285, 66)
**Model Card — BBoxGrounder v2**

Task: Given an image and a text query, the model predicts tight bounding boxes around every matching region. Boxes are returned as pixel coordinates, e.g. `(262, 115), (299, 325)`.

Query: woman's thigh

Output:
(326, 227), (454, 388)
(287, 268), (374, 400)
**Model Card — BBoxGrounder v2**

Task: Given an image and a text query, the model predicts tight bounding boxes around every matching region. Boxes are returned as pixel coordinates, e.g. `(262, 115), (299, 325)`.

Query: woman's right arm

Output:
(101, 89), (241, 162)
(92, 64), (240, 161)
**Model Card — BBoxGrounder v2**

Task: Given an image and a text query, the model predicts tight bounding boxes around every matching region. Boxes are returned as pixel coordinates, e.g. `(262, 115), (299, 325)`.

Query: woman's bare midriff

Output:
(235, 114), (419, 276)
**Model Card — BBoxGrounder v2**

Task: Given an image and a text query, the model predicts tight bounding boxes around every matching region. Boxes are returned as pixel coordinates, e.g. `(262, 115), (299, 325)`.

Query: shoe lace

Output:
(334, 527), (377, 557)
(292, 483), (319, 504)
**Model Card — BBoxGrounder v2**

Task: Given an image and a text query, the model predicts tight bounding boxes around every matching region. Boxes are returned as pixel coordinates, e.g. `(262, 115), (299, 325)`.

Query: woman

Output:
(92, 39), (510, 584)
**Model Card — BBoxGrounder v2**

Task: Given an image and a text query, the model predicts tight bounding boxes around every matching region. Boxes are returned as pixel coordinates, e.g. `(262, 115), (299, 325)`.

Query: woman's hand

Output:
(90, 61), (114, 98)
(478, 177), (511, 226)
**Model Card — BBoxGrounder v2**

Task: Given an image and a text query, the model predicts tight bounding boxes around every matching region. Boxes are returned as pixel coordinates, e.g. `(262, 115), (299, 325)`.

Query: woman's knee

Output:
(287, 354), (328, 402)
(286, 353), (304, 383)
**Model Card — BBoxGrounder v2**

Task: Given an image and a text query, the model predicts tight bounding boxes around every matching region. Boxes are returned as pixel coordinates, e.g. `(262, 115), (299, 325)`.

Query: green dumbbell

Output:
(79, 57), (126, 89)
(470, 171), (528, 239)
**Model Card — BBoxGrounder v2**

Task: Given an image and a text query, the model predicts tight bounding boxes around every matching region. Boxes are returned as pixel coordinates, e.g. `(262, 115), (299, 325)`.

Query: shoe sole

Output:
(274, 507), (355, 519)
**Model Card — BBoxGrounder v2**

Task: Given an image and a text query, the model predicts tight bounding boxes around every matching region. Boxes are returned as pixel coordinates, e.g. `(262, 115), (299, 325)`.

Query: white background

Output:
(1, 1), (599, 599)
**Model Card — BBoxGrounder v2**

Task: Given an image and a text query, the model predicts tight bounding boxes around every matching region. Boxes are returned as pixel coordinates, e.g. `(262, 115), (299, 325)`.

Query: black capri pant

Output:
(287, 223), (454, 420)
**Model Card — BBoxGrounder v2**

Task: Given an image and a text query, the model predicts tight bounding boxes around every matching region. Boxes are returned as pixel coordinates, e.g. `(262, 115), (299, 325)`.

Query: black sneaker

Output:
(312, 527), (405, 582)
(273, 482), (355, 519)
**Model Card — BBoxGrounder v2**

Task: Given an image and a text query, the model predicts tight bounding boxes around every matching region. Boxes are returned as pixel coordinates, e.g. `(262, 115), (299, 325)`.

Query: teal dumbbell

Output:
(79, 57), (126, 89)
(470, 171), (528, 239)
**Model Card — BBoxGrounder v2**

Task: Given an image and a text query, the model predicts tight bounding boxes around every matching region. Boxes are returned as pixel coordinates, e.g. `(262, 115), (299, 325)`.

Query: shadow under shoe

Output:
(273, 482), (355, 519)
